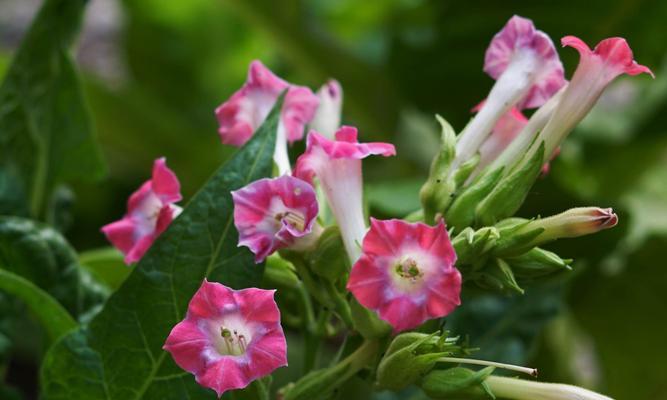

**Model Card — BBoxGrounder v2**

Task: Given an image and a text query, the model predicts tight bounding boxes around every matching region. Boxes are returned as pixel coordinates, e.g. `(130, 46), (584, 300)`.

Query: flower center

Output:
(218, 326), (249, 356)
(275, 211), (306, 231)
(394, 257), (423, 283)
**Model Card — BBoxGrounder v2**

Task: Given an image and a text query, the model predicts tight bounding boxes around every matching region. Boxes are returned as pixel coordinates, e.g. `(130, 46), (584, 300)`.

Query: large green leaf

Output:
(40, 98), (279, 399)
(0, 0), (105, 217)
(0, 269), (76, 344)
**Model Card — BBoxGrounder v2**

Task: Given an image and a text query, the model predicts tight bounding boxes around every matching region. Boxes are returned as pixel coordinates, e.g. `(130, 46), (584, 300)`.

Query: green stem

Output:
(296, 281), (318, 373)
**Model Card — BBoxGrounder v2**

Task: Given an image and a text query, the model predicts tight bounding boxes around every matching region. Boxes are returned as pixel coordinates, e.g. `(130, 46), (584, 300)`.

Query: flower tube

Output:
(347, 219), (461, 332)
(215, 60), (319, 174)
(163, 280), (287, 397)
(310, 79), (343, 139)
(535, 36), (654, 159)
(101, 157), (182, 264)
(232, 175), (320, 263)
(453, 15), (565, 171)
(294, 126), (395, 262)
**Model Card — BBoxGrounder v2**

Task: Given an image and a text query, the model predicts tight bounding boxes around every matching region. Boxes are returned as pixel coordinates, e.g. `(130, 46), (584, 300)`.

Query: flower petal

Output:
(151, 157), (182, 204)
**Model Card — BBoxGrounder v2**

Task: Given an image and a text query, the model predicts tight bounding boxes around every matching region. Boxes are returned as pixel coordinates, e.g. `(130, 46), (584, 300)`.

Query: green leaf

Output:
(40, 97), (280, 400)
(0, 217), (106, 318)
(0, 0), (105, 217)
(0, 269), (76, 344)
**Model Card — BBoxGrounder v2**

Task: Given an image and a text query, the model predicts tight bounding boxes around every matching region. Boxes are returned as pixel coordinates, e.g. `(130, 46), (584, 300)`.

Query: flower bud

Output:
(476, 258), (524, 295)
(504, 248), (572, 279)
(306, 226), (350, 283)
(452, 226), (500, 265)
(350, 297), (391, 339)
(445, 167), (504, 231)
(420, 366), (496, 400)
(485, 376), (613, 400)
(377, 332), (463, 391)
(503, 207), (618, 254)
(420, 115), (457, 223)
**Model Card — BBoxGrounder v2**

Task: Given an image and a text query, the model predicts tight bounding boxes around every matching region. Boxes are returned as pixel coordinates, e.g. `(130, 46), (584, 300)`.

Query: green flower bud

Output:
(420, 116), (457, 222)
(505, 248), (572, 279)
(263, 254), (300, 289)
(452, 227), (500, 265)
(376, 332), (449, 391)
(475, 142), (545, 226)
(420, 366), (496, 400)
(307, 226), (350, 283)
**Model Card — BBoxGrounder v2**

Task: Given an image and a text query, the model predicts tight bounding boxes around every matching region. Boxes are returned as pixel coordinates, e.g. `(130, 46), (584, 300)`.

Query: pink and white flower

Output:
(101, 158), (182, 264)
(163, 280), (287, 397)
(294, 126), (396, 262)
(232, 175), (320, 263)
(347, 219), (462, 332)
(535, 36), (654, 157)
(453, 15), (565, 171)
(309, 79), (343, 139)
(215, 60), (319, 174)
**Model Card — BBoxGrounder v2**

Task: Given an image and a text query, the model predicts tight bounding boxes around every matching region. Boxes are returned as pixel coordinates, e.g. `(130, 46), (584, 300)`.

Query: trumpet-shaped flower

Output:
(310, 79), (343, 139)
(232, 175), (320, 263)
(453, 15), (565, 171)
(347, 219), (461, 332)
(215, 60), (319, 174)
(163, 280), (287, 397)
(294, 127), (395, 262)
(535, 36), (654, 157)
(101, 158), (182, 264)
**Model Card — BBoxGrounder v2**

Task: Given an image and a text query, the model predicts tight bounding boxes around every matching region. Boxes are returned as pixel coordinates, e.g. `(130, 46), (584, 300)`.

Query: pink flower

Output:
(484, 15), (566, 109)
(232, 175), (320, 263)
(453, 15), (565, 172)
(101, 158), (182, 264)
(163, 280), (287, 397)
(309, 79), (343, 139)
(215, 60), (319, 174)
(347, 219), (461, 332)
(294, 127), (395, 262)
(535, 36), (654, 158)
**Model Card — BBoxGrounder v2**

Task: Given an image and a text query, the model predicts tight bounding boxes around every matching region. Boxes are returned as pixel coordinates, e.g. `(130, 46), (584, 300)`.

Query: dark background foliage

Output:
(1, 0), (666, 399)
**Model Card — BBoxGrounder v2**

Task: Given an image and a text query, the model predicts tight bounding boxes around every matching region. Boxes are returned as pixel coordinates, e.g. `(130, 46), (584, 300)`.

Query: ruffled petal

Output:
(186, 279), (237, 320)
(196, 357), (252, 397)
(162, 319), (210, 374)
(236, 288), (281, 324)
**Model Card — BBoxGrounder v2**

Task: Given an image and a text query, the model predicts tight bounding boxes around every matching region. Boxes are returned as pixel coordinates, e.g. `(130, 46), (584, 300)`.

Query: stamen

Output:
(277, 211), (306, 231)
(437, 357), (538, 377)
(395, 257), (423, 282)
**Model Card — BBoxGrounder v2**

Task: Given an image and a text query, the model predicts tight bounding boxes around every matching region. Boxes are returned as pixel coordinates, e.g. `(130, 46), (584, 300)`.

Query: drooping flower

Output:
(101, 158), (182, 264)
(232, 175), (320, 263)
(485, 375), (613, 400)
(163, 280), (287, 397)
(309, 79), (343, 139)
(294, 127), (396, 262)
(535, 36), (654, 158)
(215, 60), (319, 174)
(347, 218), (461, 332)
(453, 15), (565, 171)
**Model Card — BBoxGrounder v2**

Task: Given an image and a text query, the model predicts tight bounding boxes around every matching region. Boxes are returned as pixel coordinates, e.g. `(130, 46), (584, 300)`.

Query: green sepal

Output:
(420, 115), (457, 223)
(476, 258), (524, 295)
(446, 167), (504, 232)
(504, 248), (573, 279)
(452, 227), (500, 265)
(420, 366), (496, 400)
(475, 143), (545, 226)
(493, 218), (545, 257)
(453, 154), (482, 189)
(307, 226), (350, 284)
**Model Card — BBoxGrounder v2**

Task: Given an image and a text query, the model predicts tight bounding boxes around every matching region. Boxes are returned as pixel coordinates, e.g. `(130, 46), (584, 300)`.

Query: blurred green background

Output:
(1, 0), (667, 398)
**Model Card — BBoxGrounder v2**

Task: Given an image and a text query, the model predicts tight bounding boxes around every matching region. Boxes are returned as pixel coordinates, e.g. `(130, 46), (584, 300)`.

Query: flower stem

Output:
(438, 357), (537, 377)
